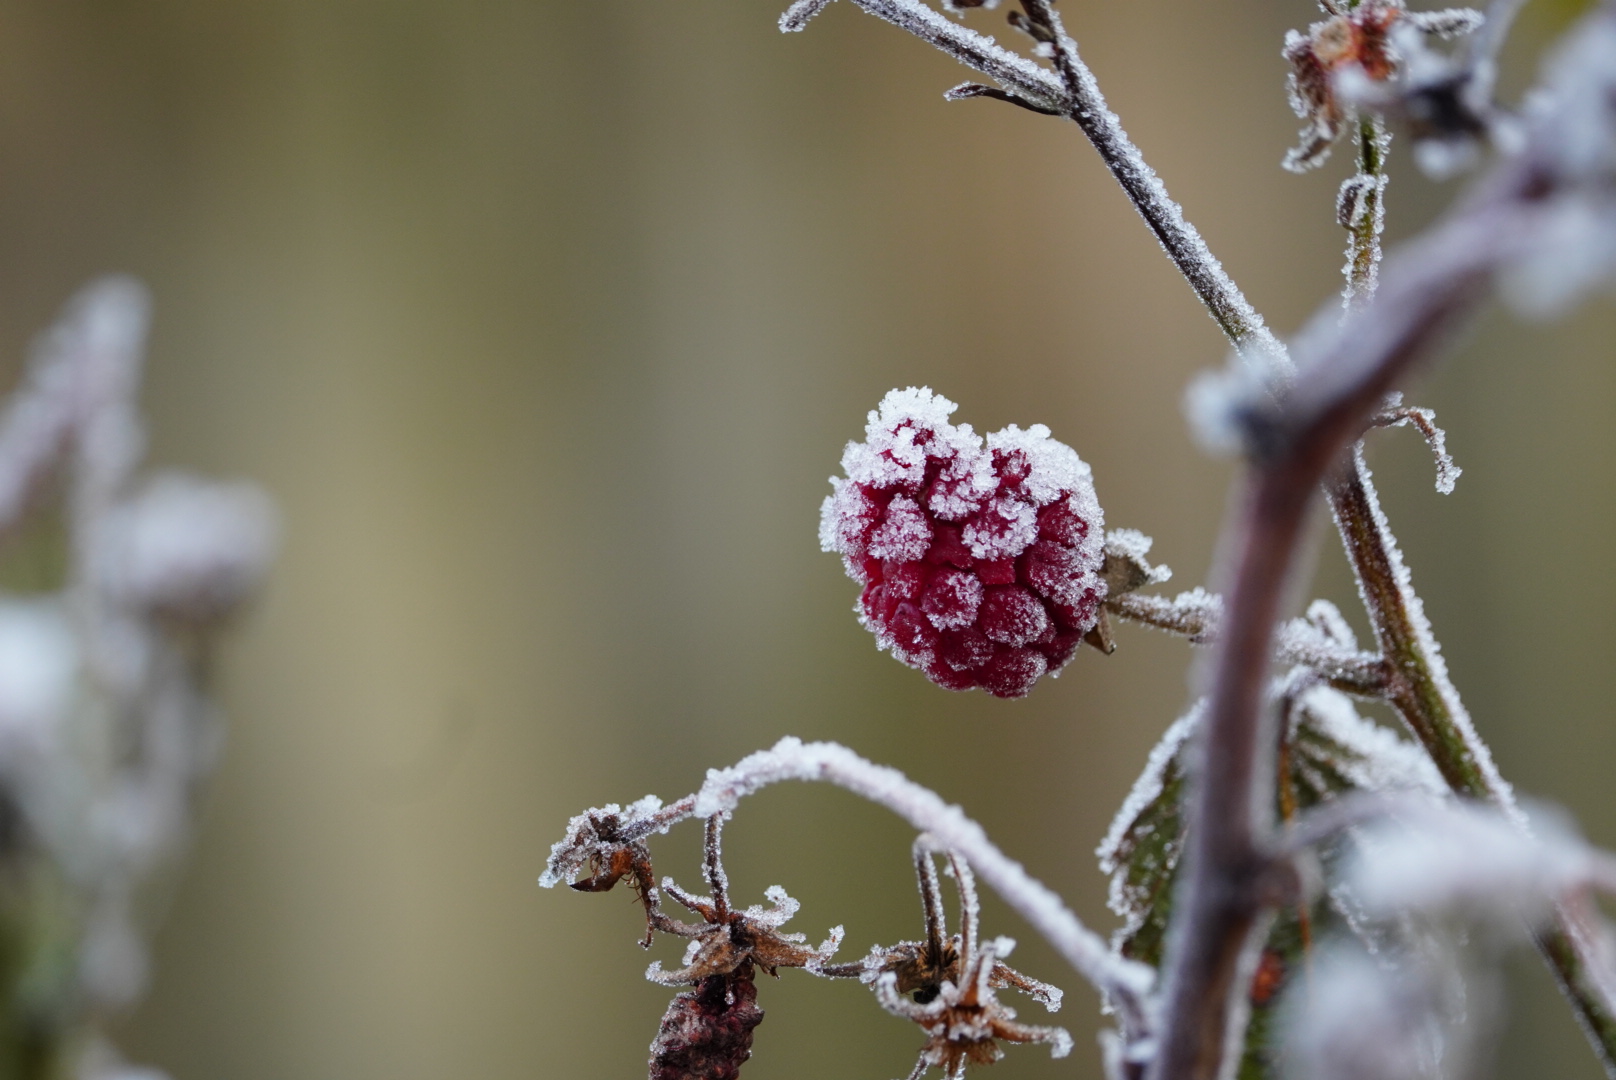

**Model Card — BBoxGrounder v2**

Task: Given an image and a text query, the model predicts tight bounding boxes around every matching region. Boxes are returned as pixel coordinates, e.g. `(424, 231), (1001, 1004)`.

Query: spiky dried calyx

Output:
(646, 878), (843, 986)
(851, 844), (1070, 1080)
(819, 388), (1105, 699)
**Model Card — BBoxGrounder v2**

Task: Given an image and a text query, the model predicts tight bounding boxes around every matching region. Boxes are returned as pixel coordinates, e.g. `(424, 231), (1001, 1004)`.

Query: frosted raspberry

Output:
(819, 388), (1105, 699)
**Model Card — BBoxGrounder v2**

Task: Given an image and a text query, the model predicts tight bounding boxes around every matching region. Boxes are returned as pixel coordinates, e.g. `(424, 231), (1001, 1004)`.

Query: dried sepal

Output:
(541, 794), (688, 889)
(541, 794), (694, 945)
(1099, 529), (1173, 600)
(646, 816), (845, 986)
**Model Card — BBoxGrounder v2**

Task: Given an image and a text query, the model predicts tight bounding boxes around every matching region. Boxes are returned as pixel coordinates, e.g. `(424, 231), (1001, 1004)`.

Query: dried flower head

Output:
(646, 816), (844, 987)
(854, 842), (1070, 1079)
(820, 387), (1105, 698)
(1283, 0), (1483, 172)
(541, 794), (692, 946)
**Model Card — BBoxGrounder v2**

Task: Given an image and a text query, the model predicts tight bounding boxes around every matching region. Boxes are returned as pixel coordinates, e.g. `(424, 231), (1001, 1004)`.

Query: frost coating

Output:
(778, 0), (834, 32)
(1290, 684), (1445, 796)
(94, 472), (279, 625)
(0, 600), (77, 760)
(694, 736), (1155, 1011)
(539, 793), (682, 889)
(1348, 803), (1591, 924)
(821, 388), (1106, 698)
(1498, 14), (1616, 317)
(1099, 684), (1448, 967)
(1097, 705), (1199, 885)
(1280, 946), (1452, 1080)
(1280, 0), (1484, 173)
(1331, 449), (1515, 814)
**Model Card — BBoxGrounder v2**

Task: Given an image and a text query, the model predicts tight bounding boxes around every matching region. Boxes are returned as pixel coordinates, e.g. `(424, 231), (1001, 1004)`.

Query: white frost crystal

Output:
(1348, 802), (1591, 925)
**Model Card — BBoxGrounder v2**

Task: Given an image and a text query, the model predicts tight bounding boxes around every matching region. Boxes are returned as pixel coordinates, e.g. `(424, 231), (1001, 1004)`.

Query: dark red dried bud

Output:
(648, 963), (765, 1080)
(820, 388), (1105, 698)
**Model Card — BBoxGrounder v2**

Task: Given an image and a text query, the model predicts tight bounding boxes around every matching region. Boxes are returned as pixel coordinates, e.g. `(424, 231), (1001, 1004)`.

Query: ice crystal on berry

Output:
(820, 388), (1105, 698)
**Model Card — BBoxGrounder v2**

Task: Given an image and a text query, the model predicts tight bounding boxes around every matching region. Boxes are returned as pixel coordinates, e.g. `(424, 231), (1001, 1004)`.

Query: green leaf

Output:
(1099, 683), (1446, 1078)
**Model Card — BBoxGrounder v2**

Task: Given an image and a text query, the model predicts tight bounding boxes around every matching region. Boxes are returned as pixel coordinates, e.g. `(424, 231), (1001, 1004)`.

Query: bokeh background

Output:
(0, 1), (1606, 1078)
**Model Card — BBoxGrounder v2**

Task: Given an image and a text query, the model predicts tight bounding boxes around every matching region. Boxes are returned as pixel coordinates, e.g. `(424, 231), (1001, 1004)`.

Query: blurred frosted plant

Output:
(1279, 944), (1481, 1080)
(1347, 802), (1594, 926)
(547, 0), (1616, 1078)
(1498, 11), (1616, 315)
(0, 278), (277, 1080)
(93, 472), (277, 627)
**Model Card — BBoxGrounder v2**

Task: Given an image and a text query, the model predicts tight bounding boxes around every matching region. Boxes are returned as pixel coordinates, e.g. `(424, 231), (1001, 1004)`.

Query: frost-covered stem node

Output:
(1105, 590), (1388, 697)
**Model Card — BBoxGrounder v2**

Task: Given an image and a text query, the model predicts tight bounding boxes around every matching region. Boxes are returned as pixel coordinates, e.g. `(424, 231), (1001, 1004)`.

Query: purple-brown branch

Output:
(1147, 157), (1543, 1080)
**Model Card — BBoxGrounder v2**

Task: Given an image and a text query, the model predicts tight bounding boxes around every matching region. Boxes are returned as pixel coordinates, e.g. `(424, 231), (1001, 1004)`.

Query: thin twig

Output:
(1018, 0), (1286, 358)
(1369, 402), (1463, 493)
(789, 0), (1286, 359)
(693, 737), (1157, 1033)
(1106, 591), (1389, 697)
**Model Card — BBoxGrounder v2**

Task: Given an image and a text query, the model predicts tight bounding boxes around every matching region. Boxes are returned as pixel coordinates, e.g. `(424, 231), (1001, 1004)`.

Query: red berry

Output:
(820, 388), (1105, 698)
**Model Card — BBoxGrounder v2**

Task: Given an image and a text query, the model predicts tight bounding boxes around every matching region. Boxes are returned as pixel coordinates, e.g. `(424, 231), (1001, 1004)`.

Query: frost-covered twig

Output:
(1104, 589), (1221, 645)
(782, 0), (1286, 359)
(1157, 203), (1548, 1080)
(1016, 0), (1285, 357)
(1339, 117), (1391, 313)
(543, 737), (1153, 1030)
(1106, 589), (1387, 697)
(693, 737), (1156, 1030)
(781, 0), (1065, 109)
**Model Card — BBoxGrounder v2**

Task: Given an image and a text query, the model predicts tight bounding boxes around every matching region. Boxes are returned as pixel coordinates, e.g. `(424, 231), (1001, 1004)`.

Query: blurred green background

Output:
(0, 1), (1606, 1078)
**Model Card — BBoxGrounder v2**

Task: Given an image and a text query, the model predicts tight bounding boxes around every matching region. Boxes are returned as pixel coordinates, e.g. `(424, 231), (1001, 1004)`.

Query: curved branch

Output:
(693, 737), (1156, 1032)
